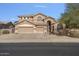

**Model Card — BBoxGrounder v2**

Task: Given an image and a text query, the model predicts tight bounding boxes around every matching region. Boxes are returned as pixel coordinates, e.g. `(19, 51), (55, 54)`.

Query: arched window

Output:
(37, 16), (42, 21)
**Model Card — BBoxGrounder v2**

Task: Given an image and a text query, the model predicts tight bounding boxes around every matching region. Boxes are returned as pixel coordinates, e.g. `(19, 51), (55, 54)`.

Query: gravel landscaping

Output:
(0, 33), (79, 43)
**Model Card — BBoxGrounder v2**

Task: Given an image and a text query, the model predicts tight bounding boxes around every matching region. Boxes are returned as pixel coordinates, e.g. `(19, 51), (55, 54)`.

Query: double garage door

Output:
(17, 27), (45, 33)
(18, 27), (34, 33)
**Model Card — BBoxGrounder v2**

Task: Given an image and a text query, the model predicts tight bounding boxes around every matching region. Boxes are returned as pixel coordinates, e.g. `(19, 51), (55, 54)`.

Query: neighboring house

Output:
(0, 23), (15, 34)
(0, 24), (9, 29)
(15, 13), (57, 33)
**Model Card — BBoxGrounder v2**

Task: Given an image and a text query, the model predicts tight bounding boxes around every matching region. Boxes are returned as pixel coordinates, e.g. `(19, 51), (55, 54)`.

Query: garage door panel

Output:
(18, 27), (33, 33)
(36, 27), (44, 33)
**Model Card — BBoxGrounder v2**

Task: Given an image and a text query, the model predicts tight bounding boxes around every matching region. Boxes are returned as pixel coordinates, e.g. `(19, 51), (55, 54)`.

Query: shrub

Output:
(2, 30), (10, 34)
(67, 29), (79, 38)
(0, 30), (1, 35)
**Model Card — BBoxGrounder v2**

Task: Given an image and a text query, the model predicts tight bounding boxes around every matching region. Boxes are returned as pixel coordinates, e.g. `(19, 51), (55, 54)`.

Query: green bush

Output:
(2, 30), (10, 34)
(0, 30), (1, 35)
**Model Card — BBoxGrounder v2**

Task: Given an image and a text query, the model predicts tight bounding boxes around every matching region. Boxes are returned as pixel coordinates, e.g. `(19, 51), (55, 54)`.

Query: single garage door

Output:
(18, 27), (34, 33)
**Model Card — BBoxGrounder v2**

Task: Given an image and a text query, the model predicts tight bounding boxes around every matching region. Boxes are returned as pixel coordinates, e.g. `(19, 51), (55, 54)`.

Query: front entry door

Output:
(47, 21), (51, 33)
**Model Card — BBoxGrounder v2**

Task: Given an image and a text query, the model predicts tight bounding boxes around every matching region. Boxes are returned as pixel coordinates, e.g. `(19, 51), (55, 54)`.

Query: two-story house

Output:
(15, 13), (57, 33)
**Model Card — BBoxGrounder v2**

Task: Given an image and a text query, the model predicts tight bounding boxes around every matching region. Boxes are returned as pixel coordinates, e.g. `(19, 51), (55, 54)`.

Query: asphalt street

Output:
(0, 43), (79, 56)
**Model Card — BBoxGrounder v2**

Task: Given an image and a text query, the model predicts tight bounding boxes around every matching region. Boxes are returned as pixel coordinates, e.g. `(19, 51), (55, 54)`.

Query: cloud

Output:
(34, 5), (47, 8)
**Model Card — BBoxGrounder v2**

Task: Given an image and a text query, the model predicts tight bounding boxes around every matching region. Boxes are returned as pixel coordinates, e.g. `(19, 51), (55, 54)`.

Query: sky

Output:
(0, 3), (66, 22)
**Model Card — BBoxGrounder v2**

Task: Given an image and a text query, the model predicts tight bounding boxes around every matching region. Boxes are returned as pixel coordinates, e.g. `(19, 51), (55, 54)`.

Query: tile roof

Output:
(17, 13), (56, 26)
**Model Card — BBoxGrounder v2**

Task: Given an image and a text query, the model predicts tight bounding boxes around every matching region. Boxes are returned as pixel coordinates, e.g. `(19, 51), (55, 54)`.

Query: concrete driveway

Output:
(0, 33), (79, 43)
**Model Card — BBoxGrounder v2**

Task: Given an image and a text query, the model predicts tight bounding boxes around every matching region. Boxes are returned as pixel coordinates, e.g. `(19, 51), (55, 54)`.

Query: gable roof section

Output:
(45, 16), (57, 23)
(16, 19), (47, 26)
(18, 13), (47, 18)
(33, 13), (47, 17)
(18, 14), (34, 18)
(15, 20), (35, 25)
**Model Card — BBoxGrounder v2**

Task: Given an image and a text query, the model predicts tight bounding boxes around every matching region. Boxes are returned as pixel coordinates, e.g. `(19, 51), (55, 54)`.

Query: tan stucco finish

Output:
(15, 13), (57, 33)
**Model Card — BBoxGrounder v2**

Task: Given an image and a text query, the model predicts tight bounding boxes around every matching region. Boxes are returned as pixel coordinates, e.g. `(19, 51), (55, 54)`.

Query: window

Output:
(25, 17), (29, 21)
(25, 17), (28, 20)
(37, 16), (42, 21)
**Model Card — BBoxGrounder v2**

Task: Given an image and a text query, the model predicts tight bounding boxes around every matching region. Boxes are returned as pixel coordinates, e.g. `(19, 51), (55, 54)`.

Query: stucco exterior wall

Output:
(15, 13), (57, 33)
(45, 18), (56, 24)
(33, 14), (46, 22)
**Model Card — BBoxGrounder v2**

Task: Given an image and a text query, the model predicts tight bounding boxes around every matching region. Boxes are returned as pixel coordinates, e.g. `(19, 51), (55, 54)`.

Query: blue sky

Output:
(0, 3), (66, 22)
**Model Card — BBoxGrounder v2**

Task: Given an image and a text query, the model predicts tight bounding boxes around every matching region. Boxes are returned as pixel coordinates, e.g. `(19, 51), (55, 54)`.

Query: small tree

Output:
(59, 3), (79, 29)
(6, 22), (15, 27)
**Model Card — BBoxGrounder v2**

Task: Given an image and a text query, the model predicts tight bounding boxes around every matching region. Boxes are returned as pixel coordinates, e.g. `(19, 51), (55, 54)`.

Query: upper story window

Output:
(25, 17), (28, 20)
(25, 17), (29, 21)
(37, 16), (42, 21)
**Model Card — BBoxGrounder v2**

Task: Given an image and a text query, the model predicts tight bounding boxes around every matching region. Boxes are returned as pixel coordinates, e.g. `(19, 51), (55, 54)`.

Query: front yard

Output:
(0, 33), (79, 43)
